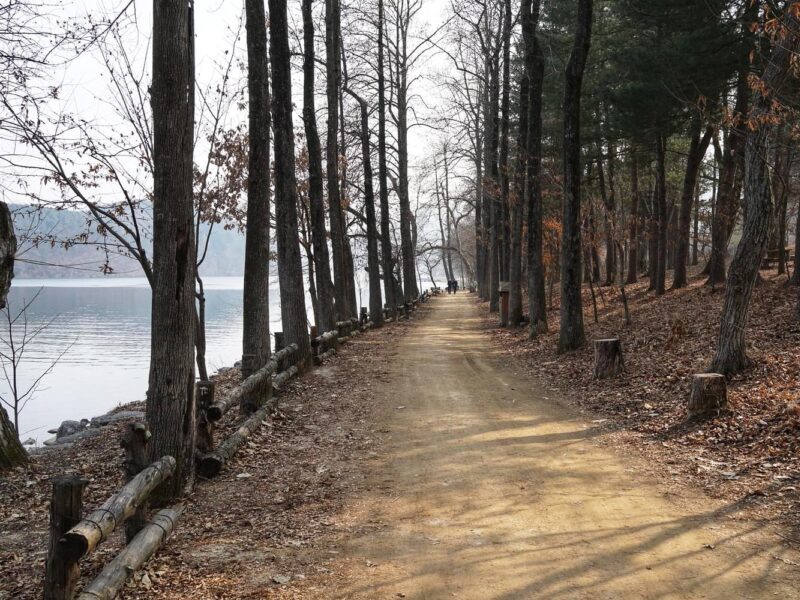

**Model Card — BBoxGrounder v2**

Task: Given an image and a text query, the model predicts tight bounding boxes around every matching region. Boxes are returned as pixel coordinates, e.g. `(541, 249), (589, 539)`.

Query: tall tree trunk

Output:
(707, 71), (749, 287)
(302, 0), (335, 333)
(243, 0), (271, 377)
(654, 135), (667, 295)
(558, 0), (592, 352)
(498, 0), (512, 291)
(598, 148), (616, 286)
(524, 0), (547, 335)
(326, 0), (347, 319)
(0, 201), (25, 471)
(692, 179), (700, 266)
(269, 0), (311, 367)
(508, 30), (528, 327)
(148, 0), (196, 501)
(673, 120), (713, 289)
(486, 24), (502, 312)
(710, 10), (797, 375)
(793, 192), (800, 285)
(626, 153), (639, 284)
(377, 0), (397, 311)
(347, 88), (383, 326)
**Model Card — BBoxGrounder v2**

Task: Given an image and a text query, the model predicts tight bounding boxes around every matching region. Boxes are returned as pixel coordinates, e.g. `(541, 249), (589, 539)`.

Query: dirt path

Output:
(306, 294), (798, 599)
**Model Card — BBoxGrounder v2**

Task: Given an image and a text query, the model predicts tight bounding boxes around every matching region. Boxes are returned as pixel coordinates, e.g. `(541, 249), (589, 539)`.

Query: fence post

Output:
(121, 423), (151, 542)
(45, 475), (88, 600)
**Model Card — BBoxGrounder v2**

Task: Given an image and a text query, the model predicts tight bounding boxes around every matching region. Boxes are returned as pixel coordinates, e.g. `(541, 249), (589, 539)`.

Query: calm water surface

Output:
(5, 277), (277, 442)
(6, 273), (432, 443)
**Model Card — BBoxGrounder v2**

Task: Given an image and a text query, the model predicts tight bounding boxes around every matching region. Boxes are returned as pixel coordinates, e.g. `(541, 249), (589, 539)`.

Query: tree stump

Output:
(688, 374), (727, 419)
(45, 475), (88, 600)
(121, 423), (150, 542)
(593, 338), (625, 379)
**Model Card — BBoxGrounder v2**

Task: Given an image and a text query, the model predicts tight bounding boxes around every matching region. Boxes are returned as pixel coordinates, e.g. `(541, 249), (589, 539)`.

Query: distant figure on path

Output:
(453, 280), (459, 293)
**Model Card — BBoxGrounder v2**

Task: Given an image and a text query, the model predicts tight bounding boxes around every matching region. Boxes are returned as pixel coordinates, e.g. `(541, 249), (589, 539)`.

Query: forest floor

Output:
(2, 275), (799, 599)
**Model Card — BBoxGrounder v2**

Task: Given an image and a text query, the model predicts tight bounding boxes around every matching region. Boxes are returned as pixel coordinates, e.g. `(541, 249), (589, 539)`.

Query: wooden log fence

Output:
(45, 440), (177, 600)
(59, 456), (176, 562)
(197, 402), (272, 478)
(45, 300), (424, 598)
(206, 343), (299, 422)
(76, 506), (183, 600)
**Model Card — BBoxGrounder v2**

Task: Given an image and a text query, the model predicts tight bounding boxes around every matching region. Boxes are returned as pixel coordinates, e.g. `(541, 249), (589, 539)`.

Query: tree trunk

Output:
(347, 88), (383, 327)
(377, 0), (397, 312)
(597, 149), (616, 286)
(326, 0), (347, 319)
(523, 0), (547, 335)
(508, 41), (527, 327)
(707, 70), (749, 287)
(558, 0), (592, 352)
(626, 154), (639, 284)
(302, 0), (336, 333)
(148, 0), (196, 501)
(498, 0), (512, 291)
(242, 0), (272, 378)
(393, 5), (418, 303)
(0, 201), (25, 471)
(673, 120), (713, 289)
(710, 12), (797, 375)
(654, 135), (667, 295)
(269, 0), (311, 368)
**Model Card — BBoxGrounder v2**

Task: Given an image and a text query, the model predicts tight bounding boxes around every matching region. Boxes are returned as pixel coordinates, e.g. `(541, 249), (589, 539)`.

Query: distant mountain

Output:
(10, 204), (246, 279)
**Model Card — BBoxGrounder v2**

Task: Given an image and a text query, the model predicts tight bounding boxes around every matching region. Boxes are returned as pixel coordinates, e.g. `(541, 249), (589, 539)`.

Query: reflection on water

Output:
(4, 277), (275, 442)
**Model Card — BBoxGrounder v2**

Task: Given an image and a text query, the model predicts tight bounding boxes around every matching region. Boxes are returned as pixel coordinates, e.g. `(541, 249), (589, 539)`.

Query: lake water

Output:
(5, 277), (286, 443)
(4, 273), (433, 443)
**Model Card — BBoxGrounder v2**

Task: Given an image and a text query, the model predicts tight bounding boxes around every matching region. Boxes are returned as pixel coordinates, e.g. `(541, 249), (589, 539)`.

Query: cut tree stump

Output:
(45, 475), (88, 600)
(593, 338), (625, 379)
(688, 373), (727, 419)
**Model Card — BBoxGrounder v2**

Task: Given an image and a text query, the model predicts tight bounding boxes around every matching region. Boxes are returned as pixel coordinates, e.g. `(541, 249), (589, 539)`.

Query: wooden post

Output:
(274, 332), (285, 372)
(499, 281), (510, 326)
(45, 475), (88, 600)
(593, 338), (625, 379)
(688, 374), (727, 419)
(120, 423), (150, 543)
(240, 353), (256, 379)
(194, 381), (215, 453)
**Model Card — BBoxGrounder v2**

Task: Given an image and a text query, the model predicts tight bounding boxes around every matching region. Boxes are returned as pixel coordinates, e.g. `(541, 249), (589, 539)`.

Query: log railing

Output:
(44, 297), (431, 598)
(44, 431), (178, 600)
(207, 342), (299, 422)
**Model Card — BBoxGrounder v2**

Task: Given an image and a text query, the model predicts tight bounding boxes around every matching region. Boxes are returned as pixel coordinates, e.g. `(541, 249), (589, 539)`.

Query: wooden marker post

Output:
(45, 475), (88, 600)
